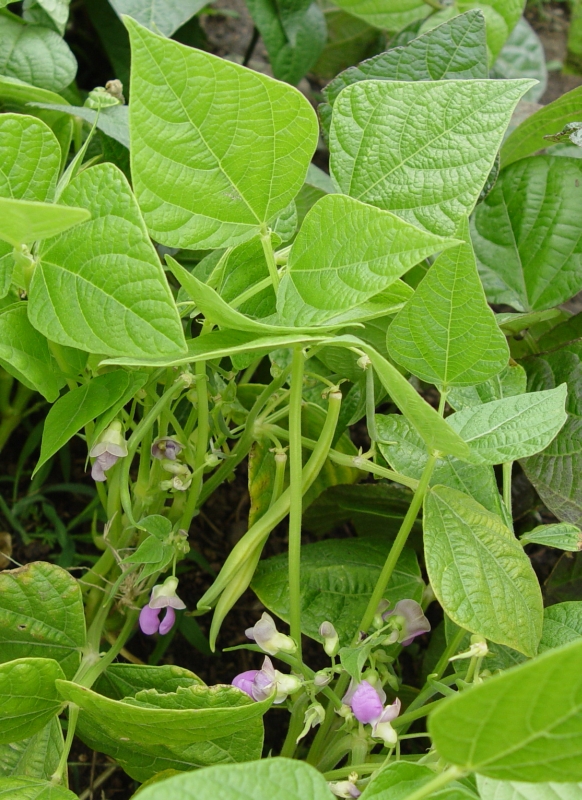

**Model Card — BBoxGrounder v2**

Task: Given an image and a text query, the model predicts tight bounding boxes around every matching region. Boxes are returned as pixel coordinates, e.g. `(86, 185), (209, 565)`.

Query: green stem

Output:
(179, 361), (209, 532)
(80, 610), (139, 688)
(288, 347), (305, 658)
(0, 383), (35, 453)
(324, 762), (384, 780)
(51, 704), (79, 785)
(365, 365), (379, 447)
(260, 226), (279, 291)
(401, 766), (465, 800)
(231, 277), (272, 310)
(280, 692), (309, 758)
(503, 461), (513, 523)
(358, 453), (437, 635)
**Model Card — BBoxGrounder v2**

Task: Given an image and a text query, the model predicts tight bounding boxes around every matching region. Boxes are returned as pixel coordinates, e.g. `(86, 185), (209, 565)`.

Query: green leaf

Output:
(245, 0), (326, 85)
(360, 762), (477, 800)
(0, 718), (62, 781)
(0, 197), (89, 247)
(29, 163), (187, 358)
(377, 414), (505, 518)
(30, 104), (129, 149)
(446, 385), (568, 465)
(447, 364), (527, 411)
(545, 553), (582, 606)
(520, 524), (582, 552)
(216, 237), (275, 321)
(126, 18), (318, 249)
(36, 371), (144, 474)
(0, 659), (65, 744)
(252, 538), (423, 646)
(60, 680), (268, 782)
(329, 78), (534, 237)
(278, 194), (458, 326)
(342, 340), (470, 460)
(131, 758), (332, 800)
(386, 218), (508, 388)
(0, 14), (76, 93)
(520, 350), (582, 526)
(477, 776), (582, 800)
(539, 602), (582, 653)
(320, 10), (488, 134)
(109, 0), (207, 36)
(331, 0), (429, 30)
(312, 9), (379, 82)
(23, 0), (70, 35)
(424, 485), (543, 656)
(0, 303), (65, 402)
(501, 86), (582, 169)
(0, 561), (86, 679)
(0, 777), (76, 800)
(123, 516), (175, 578)
(248, 439), (277, 528)
(94, 663), (203, 701)
(429, 638), (582, 781)
(472, 156), (582, 312)
(493, 18), (547, 103)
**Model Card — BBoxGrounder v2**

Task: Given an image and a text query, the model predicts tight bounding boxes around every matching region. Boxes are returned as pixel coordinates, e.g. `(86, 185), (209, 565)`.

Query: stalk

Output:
(288, 347), (305, 658)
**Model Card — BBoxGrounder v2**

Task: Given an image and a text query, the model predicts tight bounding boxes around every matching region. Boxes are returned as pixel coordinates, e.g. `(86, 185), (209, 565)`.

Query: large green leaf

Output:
(23, 0), (70, 35)
(447, 364), (527, 411)
(0, 197), (89, 248)
(30, 103), (129, 149)
(0, 777), (76, 800)
(95, 663), (203, 701)
(0, 718), (62, 781)
(0, 562), (85, 679)
(29, 162), (186, 358)
(134, 758), (332, 800)
(386, 219), (508, 388)
(331, 0), (429, 30)
(539, 602), (582, 653)
(477, 777), (582, 800)
(493, 18), (547, 103)
(245, 0), (326, 86)
(500, 86), (582, 168)
(0, 659), (64, 745)
(429, 638), (582, 781)
(360, 762), (477, 800)
(329, 78), (534, 237)
(59, 680), (269, 782)
(252, 538), (423, 646)
(424, 486), (543, 656)
(0, 14), (76, 93)
(109, 0), (206, 36)
(278, 194), (458, 326)
(446, 386), (568, 465)
(35, 370), (147, 474)
(0, 303), (65, 402)
(126, 18), (318, 249)
(521, 350), (582, 526)
(472, 156), (582, 312)
(320, 10), (488, 133)
(377, 414), (505, 518)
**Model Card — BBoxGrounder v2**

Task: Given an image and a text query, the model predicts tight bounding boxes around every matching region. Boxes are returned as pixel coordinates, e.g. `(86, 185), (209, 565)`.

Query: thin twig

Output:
(78, 764), (118, 800)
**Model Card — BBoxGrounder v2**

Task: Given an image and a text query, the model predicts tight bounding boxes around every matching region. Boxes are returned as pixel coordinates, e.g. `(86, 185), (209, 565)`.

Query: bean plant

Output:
(0, 3), (582, 800)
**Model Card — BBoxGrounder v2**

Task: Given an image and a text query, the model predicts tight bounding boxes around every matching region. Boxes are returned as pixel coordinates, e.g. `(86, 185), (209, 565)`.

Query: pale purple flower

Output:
(151, 437), (182, 460)
(232, 670), (259, 698)
(149, 576), (186, 610)
(89, 421), (127, 482)
(371, 698), (401, 746)
(383, 599), (431, 646)
(349, 680), (385, 724)
(245, 612), (296, 656)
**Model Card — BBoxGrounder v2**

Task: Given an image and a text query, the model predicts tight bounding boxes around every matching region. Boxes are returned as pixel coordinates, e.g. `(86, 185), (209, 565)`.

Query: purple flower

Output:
(371, 698), (401, 746)
(139, 577), (185, 637)
(347, 680), (385, 724)
(151, 437), (183, 461)
(383, 599), (431, 646)
(139, 605), (176, 636)
(89, 421), (127, 482)
(232, 670), (259, 698)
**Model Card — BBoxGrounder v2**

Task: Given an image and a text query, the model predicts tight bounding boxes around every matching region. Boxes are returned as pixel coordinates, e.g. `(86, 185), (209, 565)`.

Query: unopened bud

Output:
(314, 671), (331, 688)
(319, 621), (339, 657)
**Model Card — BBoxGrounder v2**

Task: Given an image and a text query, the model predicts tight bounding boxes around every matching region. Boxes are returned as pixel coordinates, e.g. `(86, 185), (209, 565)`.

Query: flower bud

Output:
(319, 621), (339, 657)
(161, 459), (190, 475)
(296, 703), (325, 743)
(314, 671), (331, 688)
(151, 437), (182, 460)
(245, 612), (297, 656)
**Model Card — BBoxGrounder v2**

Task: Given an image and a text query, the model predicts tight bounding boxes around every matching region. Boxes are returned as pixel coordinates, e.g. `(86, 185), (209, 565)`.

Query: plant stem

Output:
(179, 361), (209, 531)
(51, 704), (79, 785)
(288, 347), (305, 658)
(280, 692), (309, 758)
(357, 453), (437, 635)
(0, 383), (34, 453)
(401, 766), (465, 800)
(260, 226), (279, 291)
(503, 461), (513, 522)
